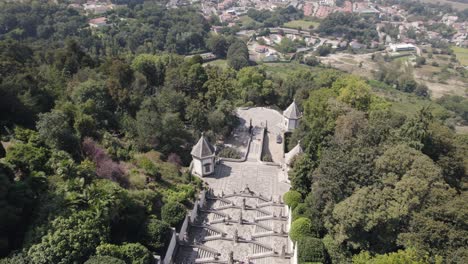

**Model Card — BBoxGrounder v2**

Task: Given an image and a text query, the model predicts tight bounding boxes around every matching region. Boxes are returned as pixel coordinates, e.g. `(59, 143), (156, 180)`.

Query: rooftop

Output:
(191, 133), (215, 159)
(283, 100), (300, 119)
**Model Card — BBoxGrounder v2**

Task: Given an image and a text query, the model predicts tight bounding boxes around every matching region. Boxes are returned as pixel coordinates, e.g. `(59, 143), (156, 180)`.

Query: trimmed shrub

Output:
(290, 217), (314, 241)
(292, 203), (309, 221)
(84, 256), (125, 264)
(161, 202), (186, 227)
(283, 190), (303, 209)
(219, 147), (242, 159)
(298, 236), (326, 263)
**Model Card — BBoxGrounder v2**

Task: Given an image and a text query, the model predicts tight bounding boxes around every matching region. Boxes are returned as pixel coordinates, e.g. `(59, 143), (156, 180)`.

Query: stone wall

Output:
(291, 243), (298, 264)
(162, 189), (208, 263)
(178, 215), (190, 241)
(163, 228), (177, 264)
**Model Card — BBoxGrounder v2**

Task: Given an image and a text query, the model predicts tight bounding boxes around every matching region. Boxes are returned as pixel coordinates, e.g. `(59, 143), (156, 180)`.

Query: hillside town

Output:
(73, 0), (468, 59)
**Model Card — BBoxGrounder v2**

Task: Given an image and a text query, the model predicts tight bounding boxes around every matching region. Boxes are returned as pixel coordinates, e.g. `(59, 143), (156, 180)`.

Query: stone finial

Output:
(246, 231), (252, 241)
(228, 251), (234, 264)
(241, 198), (246, 210)
(233, 229), (238, 243)
(280, 245), (286, 258)
(221, 190), (224, 197)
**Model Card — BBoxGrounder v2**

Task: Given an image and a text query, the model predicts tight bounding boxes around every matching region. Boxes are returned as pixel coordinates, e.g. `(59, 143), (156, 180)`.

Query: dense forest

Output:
(285, 76), (468, 262)
(0, 1), (467, 264)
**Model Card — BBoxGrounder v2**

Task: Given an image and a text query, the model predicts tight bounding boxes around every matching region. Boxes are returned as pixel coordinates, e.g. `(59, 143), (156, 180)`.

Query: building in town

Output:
(389, 43), (416, 52)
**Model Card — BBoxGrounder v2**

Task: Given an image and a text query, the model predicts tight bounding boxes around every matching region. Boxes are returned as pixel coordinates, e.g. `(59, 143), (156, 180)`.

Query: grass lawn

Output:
(340, 58), (358, 65)
(283, 20), (320, 30)
(451, 46), (468, 66)
(204, 59), (228, 69)
(370, 82), (449, 118)
(259, 62), (315, 79)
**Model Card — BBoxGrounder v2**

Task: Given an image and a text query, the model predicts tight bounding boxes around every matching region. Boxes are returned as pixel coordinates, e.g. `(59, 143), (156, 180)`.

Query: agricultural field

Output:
(452, 46), (468, 66)
(283, 20), (320, 30)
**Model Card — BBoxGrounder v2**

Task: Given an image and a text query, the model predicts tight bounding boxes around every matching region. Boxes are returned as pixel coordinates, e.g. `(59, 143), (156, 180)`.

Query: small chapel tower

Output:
(191, 133), (215, 177)
(284, 141), (303, 167)
(283, 100), (301, 131)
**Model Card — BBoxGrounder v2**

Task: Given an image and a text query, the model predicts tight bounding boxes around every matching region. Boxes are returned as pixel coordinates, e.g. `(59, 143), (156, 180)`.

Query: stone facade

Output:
(191, 133), (216, 177)
(282, 101), (301, 132)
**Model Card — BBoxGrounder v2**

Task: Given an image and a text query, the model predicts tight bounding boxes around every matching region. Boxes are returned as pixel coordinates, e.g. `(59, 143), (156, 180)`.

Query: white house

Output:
(191, 133), (215, 177)
(283, 100), (301, 131)
(389, 43), (416, 52)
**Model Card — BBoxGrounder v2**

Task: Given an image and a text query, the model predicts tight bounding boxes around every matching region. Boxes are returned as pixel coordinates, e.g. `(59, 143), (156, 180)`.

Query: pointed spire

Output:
(285, 141), (304, 166)
(283, 99), (300, 119)
(191, 132), (215, 159)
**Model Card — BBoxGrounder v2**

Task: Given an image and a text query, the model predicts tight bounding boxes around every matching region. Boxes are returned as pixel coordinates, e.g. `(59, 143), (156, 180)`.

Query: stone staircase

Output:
(174, 187), (291, 264)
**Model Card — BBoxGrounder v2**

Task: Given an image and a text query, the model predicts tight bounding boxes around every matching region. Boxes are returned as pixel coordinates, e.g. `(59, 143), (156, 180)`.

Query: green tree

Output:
(352, 248), (433, 264)
(161, 202), (186, 227)
(5, 142), (49, 173)
(207, 34), (228, 58)
(283, 190), (303, 209)
(297, 236), (325, 263)
(131, 54), (166, 91)
(330, 146), (446, 253)
(335, 76), (372, 111)
(140, 216), (171, 253)
(28, 211), (109, 264)
(227, 40), (249, 70)
(135, 102), (161, 150)
(84, 256), (126, 264)
(290, 217), (316, 241)
(36, 110), (78, 152)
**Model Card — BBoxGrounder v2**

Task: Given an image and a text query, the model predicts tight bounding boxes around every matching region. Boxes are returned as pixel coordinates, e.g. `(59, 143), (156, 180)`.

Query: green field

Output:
(452, 46), (468, 66)
(370, 81), (449, 118)
(283, 20), (320, 30)
(204, 59), (228, 69)
(259, 62), (315, 79)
